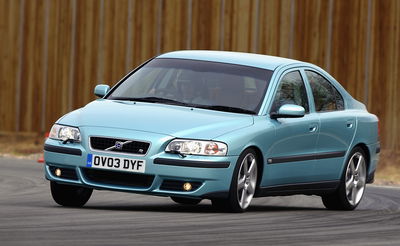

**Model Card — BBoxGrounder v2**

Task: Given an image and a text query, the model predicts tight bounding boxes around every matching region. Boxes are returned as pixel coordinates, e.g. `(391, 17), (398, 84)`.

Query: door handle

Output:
(346, 121), (354, 128)
(309, 125), (318, 133)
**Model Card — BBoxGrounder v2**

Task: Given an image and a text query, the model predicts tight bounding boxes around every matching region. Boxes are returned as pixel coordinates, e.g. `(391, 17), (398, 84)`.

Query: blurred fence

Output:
(0, 0), (399, 151)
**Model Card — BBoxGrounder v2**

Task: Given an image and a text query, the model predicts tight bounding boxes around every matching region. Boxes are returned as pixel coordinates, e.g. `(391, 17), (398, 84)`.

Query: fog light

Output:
(183, 182), (192, 191)
(55, 168), (62, 177)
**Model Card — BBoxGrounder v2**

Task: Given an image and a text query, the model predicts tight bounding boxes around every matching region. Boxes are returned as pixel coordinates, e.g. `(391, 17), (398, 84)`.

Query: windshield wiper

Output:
(110, 96), (189, 106)
(196, 105), (256, 115)
(110, 97), (255, 114)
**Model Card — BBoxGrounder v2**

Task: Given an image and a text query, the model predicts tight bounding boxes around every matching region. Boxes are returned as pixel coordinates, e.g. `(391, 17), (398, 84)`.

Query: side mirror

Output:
(270, 104), (305, 119)
(94, 84), (110, 98)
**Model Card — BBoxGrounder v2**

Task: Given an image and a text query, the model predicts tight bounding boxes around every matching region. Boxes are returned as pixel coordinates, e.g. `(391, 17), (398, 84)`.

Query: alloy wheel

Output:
(345, 152), (367, 206)
(236, 153), (258, 209)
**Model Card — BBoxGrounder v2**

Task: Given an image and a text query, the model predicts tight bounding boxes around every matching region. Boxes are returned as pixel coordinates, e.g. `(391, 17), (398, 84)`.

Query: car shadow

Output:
(58, 203), (326, 213)
(248, 205), (326, 212)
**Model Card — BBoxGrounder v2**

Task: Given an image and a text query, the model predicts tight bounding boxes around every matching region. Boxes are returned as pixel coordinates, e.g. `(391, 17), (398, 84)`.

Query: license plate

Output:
(86, 154), (145, 173)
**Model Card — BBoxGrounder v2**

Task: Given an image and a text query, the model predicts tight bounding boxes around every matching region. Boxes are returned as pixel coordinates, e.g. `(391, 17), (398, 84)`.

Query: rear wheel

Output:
(50, 181), (93, 207)
(322, 147), (367, 210)
(170, 196), (201, 205)
(212, 149), (258, 212)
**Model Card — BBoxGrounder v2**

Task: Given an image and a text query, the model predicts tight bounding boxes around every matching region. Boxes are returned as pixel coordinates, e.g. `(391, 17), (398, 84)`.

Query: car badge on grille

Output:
(105, 140), (132, 151)
(114, 141), (124, 150)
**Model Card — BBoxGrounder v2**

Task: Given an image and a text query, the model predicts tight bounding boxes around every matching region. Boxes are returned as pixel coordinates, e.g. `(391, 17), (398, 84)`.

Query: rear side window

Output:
(271, 71), (309, 113)
(306, 71), (344, 112)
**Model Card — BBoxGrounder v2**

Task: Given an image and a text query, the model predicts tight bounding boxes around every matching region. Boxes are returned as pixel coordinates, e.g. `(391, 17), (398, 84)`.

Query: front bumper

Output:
(44, 134), (237, 199)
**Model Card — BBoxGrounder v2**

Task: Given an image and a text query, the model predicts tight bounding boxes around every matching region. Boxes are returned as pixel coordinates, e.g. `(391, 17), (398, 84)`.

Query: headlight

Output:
(49, 124), (81, 143)
(165, 139), (227, 156)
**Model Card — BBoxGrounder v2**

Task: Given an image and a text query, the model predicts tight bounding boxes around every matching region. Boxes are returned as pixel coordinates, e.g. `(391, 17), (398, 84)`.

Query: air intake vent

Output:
(83, 168), (154, 188)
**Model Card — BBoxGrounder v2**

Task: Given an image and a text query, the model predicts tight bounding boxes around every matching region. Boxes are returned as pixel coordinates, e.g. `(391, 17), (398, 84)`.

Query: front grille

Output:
(90, 136), (150, 155)
(49, 166), (78, 180)
(82, 168), (154, 188)
(160, 180), (202, 192)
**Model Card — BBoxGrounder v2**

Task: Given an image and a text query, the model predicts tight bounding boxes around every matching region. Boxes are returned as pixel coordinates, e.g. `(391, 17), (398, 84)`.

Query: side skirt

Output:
(255, 180), (340, 197)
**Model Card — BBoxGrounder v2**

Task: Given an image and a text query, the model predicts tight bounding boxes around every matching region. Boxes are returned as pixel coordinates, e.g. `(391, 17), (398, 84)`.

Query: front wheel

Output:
(212, 149), (258, 212)
(50, 181), (93, 207)
(322, 147), (367, 210)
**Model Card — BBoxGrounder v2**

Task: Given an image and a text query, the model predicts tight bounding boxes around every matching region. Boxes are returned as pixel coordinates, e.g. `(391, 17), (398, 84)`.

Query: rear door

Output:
(305, 70), (356, 181)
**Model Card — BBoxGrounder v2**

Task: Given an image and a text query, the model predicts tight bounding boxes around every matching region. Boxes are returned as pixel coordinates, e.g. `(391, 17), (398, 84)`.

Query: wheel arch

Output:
(244, 145), (264, 191)
(352, 143), (371, 173)
(338, 143), (371, 183)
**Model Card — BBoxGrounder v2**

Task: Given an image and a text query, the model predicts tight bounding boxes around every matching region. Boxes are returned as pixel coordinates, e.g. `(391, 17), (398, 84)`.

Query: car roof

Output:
(157, 50), (303, 70)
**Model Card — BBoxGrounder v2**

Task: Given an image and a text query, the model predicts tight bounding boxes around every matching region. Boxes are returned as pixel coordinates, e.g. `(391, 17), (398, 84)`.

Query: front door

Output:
(262, 70), (320, 187)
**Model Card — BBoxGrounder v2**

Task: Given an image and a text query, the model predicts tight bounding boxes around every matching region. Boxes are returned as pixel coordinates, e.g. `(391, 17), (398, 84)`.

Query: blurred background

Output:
(0, 0), (399, 176)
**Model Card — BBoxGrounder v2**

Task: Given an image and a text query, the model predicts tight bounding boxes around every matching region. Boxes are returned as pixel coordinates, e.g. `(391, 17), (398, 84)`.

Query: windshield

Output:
(107, 58), (273, 114)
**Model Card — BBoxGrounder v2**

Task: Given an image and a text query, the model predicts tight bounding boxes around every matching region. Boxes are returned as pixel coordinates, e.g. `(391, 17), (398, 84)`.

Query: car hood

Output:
(58, 100), (254, 139)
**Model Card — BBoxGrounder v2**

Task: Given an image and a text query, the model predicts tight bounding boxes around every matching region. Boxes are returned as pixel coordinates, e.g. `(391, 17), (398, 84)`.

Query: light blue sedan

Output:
(44, 50), (379, 212)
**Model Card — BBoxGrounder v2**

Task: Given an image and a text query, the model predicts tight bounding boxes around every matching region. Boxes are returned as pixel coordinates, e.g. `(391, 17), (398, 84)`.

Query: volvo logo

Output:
(105, 140), (132, 151)
(114, 141), (124, 150)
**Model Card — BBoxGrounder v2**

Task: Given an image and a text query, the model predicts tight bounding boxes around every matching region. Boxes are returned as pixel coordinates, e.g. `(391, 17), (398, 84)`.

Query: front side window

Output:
(306, 71), (344, 112)
(270, 71), (309, 113)
(107, 58), (273, 114)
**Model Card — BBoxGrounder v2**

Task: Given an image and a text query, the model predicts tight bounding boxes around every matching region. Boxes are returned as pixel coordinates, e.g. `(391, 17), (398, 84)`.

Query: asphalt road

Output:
(1, 157), (400, 246)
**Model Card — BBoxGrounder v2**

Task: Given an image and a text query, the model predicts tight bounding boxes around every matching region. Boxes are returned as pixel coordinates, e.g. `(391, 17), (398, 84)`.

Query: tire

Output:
(321, 147), (367, 210)
(50, 181), (93, 207)
(170, 196), (202, 205)
(212, 149), (258, 213)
